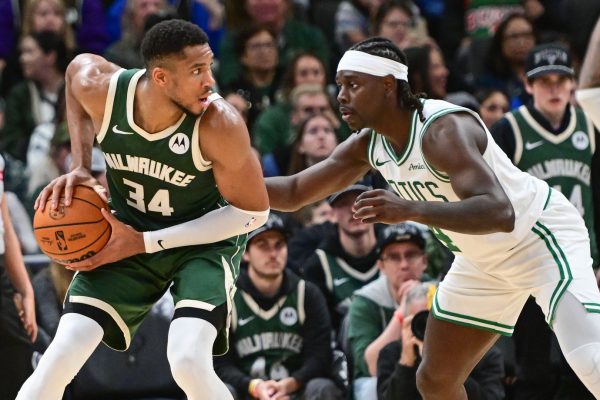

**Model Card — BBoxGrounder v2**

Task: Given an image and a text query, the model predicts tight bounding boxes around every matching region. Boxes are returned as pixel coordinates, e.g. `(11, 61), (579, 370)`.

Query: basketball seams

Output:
(33, 217), (108, 230)
(33, 185), (112, 262)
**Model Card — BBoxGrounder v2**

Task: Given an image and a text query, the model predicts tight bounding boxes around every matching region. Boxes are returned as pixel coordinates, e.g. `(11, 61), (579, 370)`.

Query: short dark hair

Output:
(233, 23), (276, 58)
(141, 19), (209, 67)
(349, 37), (425, 122)
(372, 1), (414, 35)
(29, 30), (69, 73)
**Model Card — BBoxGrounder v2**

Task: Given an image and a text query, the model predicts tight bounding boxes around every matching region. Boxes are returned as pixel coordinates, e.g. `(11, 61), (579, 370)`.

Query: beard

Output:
(172, 97), (200, 117)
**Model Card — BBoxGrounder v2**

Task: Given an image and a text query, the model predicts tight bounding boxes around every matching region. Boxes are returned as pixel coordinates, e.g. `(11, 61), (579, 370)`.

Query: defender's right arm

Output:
(35, 54), (120, 211)
(266, 130), (372, 211)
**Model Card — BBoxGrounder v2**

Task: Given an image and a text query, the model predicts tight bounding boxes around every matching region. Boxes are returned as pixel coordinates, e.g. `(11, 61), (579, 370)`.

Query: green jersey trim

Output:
(531, 221), (572, 325)
(380, 111), (418, 166)
(418, 108), (466, 183)
(368, 129), (377, 169)
(431, 290), (515, 336)
(583, 303), (600, 313)
(543, 187), (552, 210)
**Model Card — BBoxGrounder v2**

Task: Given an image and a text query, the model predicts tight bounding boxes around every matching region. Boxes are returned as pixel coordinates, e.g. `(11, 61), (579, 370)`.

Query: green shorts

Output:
(64, 234), (246, 354)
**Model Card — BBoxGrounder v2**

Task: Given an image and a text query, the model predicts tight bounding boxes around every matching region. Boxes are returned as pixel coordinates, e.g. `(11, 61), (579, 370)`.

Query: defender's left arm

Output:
(140, 100), (269, 255)
(354, 113), (514, 234)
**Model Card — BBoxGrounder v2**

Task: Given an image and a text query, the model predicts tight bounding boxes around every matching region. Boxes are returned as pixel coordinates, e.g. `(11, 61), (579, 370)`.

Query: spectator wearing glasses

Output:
(224, 24), (282, 132)
(372, 1), (432, 50)
(376, 282), (505, 400)
(347, 222), (430, 400)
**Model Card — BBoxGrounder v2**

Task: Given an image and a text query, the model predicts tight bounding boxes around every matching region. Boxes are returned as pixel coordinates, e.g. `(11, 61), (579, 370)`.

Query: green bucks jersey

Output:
(315, 249), (379, 314)
(230, 281), (306, 380)
(97, 69), (224, 231)
(506, 105), (597, 262)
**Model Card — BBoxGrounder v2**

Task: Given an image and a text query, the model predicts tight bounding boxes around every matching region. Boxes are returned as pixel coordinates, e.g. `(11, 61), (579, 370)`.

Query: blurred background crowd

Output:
(1, 0), (600, 399)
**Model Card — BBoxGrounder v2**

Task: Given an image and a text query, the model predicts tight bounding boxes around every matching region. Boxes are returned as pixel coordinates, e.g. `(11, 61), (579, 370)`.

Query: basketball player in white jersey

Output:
(266, 37), (600, 399)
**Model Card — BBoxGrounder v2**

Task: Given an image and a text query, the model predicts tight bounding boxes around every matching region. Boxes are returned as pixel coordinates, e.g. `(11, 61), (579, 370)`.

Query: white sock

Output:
(553, 292), (600, 397)
(167, 317), (233, 400)
(16, 313), (103, 400)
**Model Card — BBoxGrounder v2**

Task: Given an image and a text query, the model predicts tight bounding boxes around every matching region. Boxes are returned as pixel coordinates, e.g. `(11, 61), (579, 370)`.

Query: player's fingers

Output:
(355, 189), (381, 202)
(49, 179), (66, 209)
(100, 208), (116, 224)
(353, 206), (376, 220)
(65, 259), (93, 271)
(93, 185), (108, 202)
(63, 177), (76, 206)
(35, 185), (54, 211)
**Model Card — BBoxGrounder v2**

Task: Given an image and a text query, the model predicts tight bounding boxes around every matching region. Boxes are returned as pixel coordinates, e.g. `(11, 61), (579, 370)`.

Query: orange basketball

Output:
(33, 185), (111, 265)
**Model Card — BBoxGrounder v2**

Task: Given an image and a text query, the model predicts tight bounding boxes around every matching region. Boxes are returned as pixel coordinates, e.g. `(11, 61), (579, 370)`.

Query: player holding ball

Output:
(18, 20), (269, 400)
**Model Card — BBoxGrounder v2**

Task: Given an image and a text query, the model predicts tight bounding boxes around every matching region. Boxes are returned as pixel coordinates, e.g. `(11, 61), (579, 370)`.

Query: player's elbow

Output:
(495, 202), (515, 232)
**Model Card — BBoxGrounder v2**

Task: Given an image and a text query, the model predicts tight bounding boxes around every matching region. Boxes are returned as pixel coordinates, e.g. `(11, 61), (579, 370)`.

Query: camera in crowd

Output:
(410, 310), (429, 341)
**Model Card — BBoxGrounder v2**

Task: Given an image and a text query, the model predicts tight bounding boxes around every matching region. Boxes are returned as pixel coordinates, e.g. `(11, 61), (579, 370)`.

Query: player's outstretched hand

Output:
(352, 189), (414, 224)
(34, 167), (106, 212)
(65, 208), (145, 271)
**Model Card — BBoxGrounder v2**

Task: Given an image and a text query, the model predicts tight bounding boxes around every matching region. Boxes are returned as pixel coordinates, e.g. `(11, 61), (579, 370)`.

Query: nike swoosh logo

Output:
(374, 158), (391, 167)
(112, 125), (134, 135)
(238, 316), (255, 326)
(525, 141), (544, 150)
(158, 240), (166, 250)
(333, 277), (350, 286)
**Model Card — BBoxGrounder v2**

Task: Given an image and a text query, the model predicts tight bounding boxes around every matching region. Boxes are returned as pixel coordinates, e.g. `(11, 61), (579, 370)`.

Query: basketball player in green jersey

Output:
(266, 37), (600, 399)
(492, 43), (599, 265)
(18, 20), (269, 400)
(491, 42), (600, 397)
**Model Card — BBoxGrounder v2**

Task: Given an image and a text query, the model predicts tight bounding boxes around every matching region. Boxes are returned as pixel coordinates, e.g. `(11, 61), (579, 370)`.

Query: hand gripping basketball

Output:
(63, 207), (146, 271)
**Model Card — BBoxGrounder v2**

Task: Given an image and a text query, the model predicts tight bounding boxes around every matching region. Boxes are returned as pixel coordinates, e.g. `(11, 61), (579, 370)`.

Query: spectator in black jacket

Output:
(376, 283), (505, 400)
(215, 214), (343, 399)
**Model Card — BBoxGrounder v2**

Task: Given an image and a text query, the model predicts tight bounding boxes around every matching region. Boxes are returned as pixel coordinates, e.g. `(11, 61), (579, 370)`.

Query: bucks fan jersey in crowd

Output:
(314, 248), (379, 314)
(96, 69), (225, 231)
(368, 99), (549, 263)
(231, 279), (306, 380)
(504, 105), (597, 263)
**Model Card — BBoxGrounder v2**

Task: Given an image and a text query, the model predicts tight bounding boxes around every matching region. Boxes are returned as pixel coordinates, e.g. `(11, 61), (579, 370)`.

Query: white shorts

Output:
(432, 189), (600, 335)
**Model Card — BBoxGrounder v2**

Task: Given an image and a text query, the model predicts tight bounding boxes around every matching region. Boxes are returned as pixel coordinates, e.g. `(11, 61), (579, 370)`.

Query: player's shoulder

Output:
(68, 54), (122, 92)
(199, 93), (245, 131)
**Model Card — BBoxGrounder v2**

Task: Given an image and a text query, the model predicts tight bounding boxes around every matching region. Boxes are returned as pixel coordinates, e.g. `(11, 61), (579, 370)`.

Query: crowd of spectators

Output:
(1, 0), (600, 399)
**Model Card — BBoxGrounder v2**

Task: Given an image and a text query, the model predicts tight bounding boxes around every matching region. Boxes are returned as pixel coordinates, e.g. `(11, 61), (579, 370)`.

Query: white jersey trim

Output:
(126, 69), (185, 141)
(192, 93), (222, 171)
(241, 290), (288, 321)
(519, 105), (577, 144)
(97, 68), (124, 144)
(69, 295), (132, 350)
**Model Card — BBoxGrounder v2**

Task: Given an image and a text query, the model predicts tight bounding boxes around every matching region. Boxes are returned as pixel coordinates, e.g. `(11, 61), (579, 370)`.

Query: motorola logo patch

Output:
(169, 133), (190, 154)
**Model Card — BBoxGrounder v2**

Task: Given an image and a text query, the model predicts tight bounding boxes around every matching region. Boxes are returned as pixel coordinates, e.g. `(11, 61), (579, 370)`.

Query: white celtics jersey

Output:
(368, 99), (549, 263)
